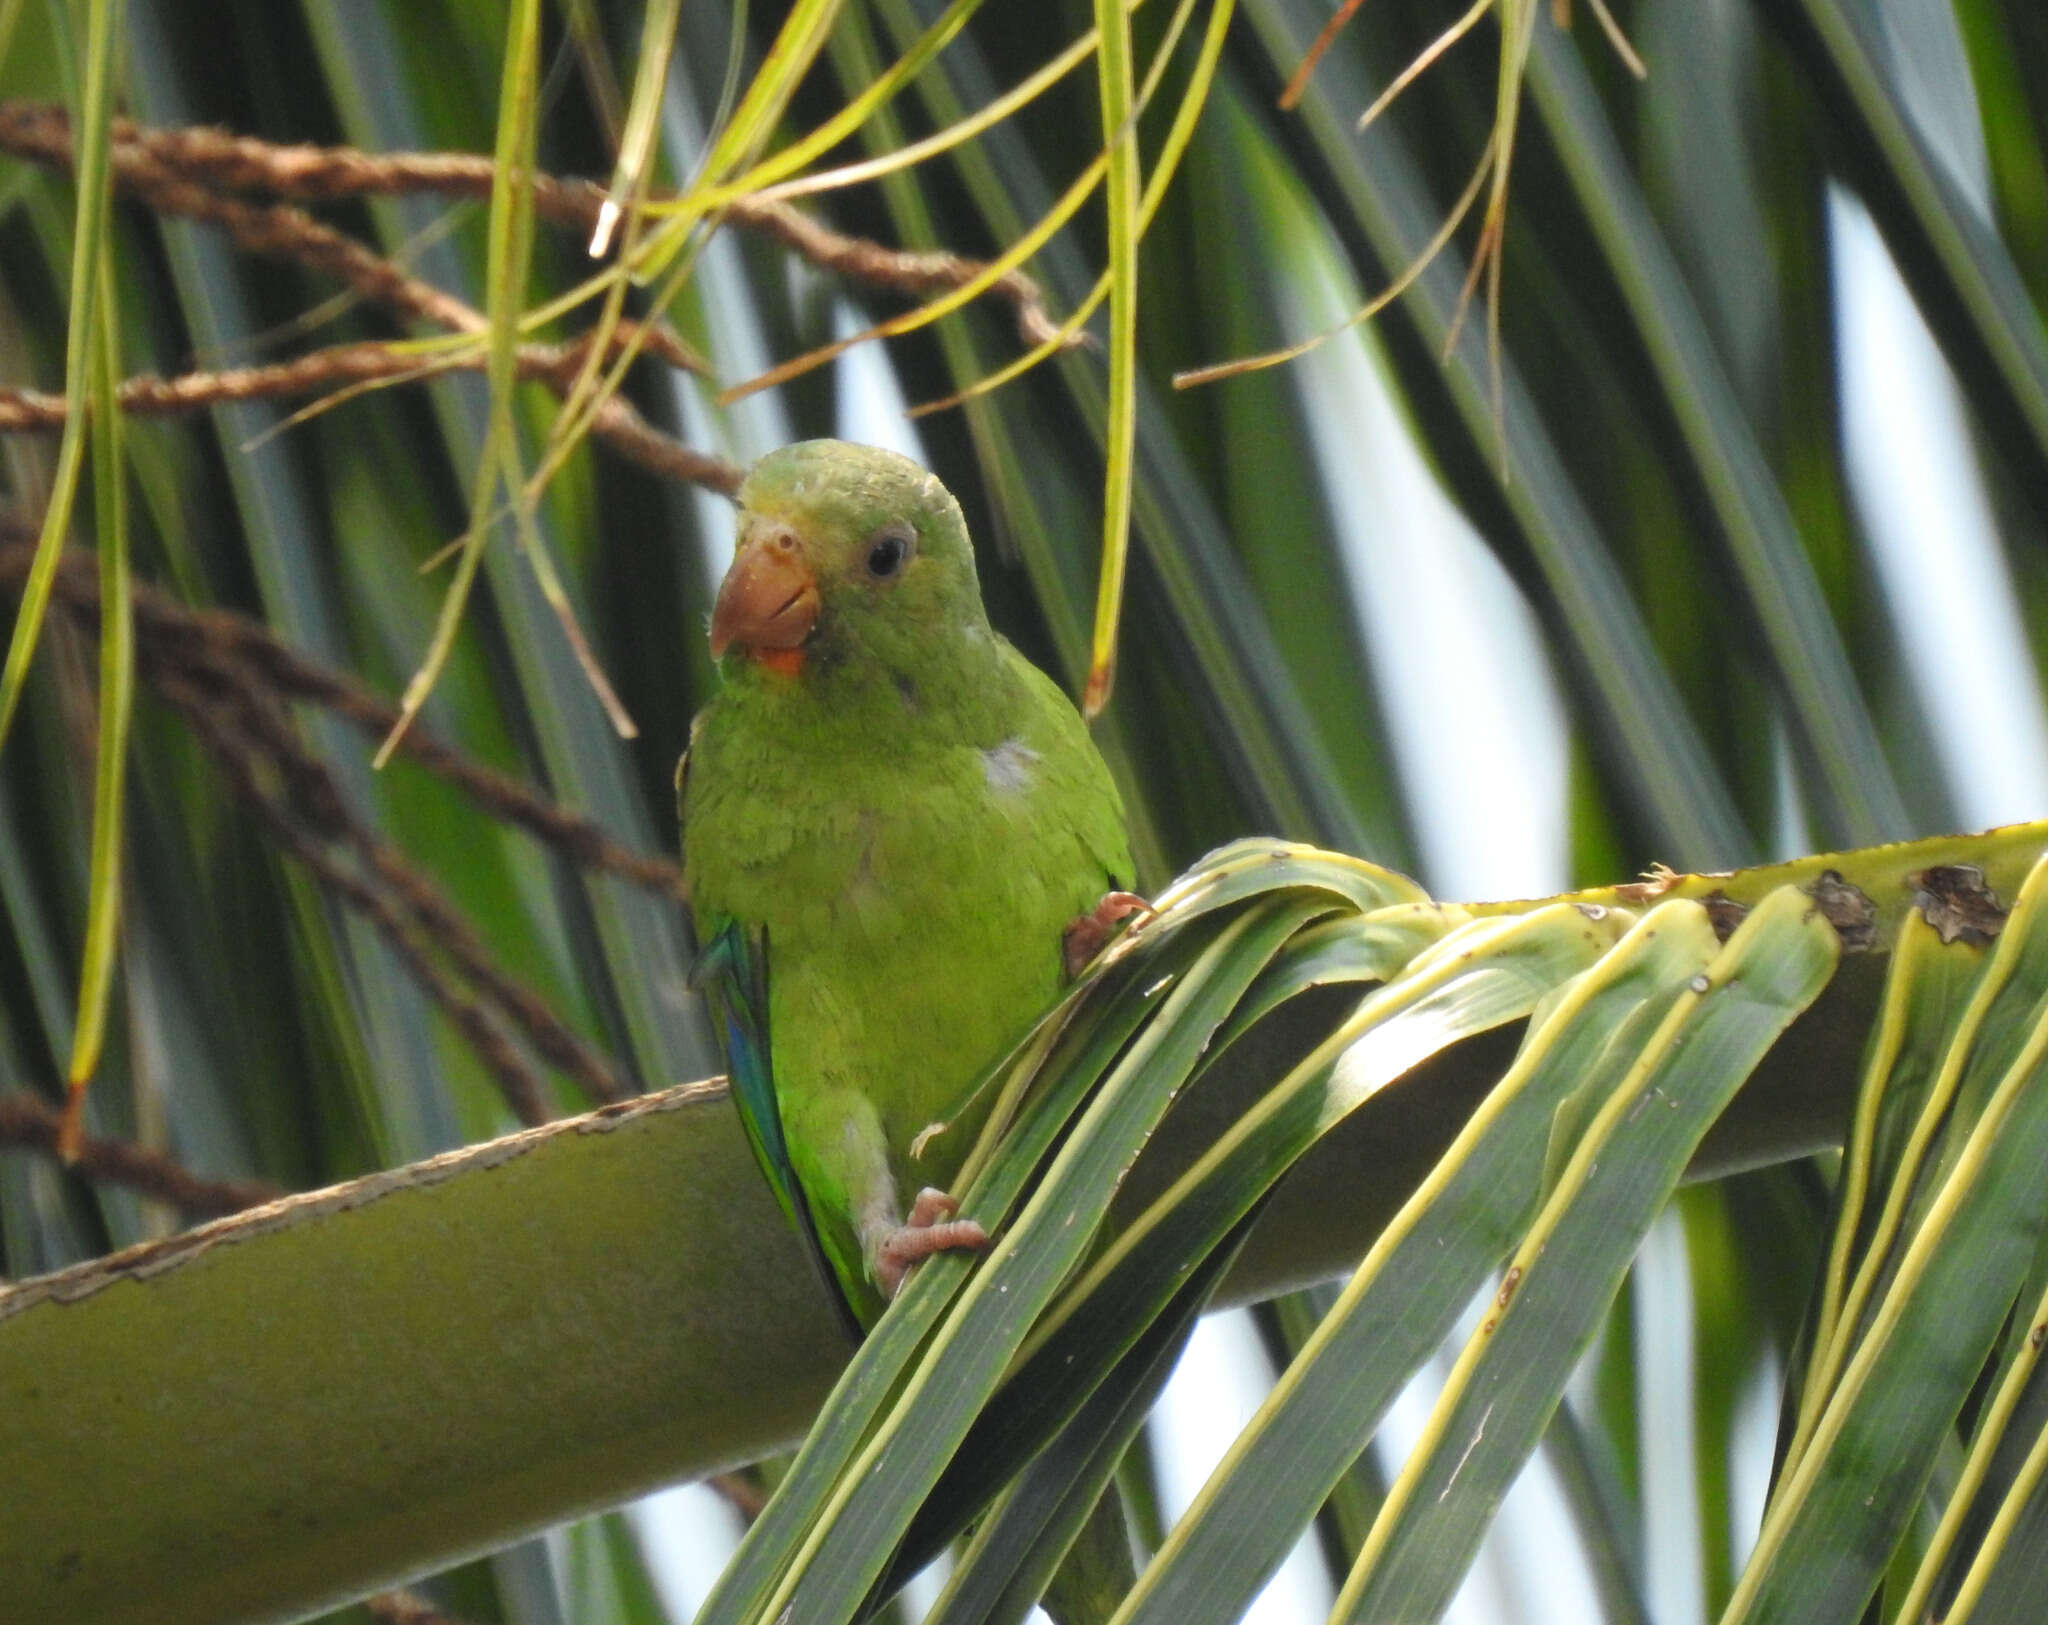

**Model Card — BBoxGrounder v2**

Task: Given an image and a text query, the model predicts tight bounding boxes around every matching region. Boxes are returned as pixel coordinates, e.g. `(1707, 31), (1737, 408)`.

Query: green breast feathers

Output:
(681, 439), (1136, 1331)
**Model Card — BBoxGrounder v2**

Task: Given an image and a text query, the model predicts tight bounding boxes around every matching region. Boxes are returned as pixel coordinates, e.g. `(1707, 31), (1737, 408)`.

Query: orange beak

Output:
(709, 526), (820, 661)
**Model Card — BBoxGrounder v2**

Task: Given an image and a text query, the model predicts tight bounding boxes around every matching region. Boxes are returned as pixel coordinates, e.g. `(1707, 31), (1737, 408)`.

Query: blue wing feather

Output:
(693, 919), (864, 1344)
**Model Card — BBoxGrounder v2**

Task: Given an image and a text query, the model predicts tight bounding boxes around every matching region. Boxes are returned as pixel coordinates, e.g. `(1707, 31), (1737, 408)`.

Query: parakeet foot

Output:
(1061, 891), (1153, 979)
(875, 1187), (988, 1297)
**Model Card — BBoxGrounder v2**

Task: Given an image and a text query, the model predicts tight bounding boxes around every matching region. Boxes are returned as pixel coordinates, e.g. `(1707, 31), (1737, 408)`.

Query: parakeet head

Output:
(710, 441), (991, 694)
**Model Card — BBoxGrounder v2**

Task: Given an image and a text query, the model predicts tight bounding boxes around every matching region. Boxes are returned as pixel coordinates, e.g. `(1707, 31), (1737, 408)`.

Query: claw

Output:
(1061, 890), (1153, 980)
(875, 1187), (988, 1297)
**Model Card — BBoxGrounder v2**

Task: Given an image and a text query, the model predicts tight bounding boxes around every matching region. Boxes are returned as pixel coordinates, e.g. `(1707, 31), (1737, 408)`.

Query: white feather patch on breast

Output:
(980, 737), (1041, 796)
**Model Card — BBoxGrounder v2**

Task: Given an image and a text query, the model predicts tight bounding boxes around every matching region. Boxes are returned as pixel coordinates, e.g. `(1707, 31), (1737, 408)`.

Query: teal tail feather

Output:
(694, 920), (864, 1344)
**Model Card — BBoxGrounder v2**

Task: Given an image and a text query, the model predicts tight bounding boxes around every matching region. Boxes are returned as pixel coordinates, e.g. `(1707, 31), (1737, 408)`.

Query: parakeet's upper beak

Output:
(710, 525), (820, 660)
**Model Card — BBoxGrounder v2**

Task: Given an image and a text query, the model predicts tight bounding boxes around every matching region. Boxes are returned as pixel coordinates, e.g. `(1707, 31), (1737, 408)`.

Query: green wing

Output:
(692, 918), (864, 1345)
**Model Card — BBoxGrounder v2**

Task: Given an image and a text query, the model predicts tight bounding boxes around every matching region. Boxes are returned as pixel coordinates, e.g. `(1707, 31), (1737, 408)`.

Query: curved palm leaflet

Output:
(692, 824), (2048, 1625)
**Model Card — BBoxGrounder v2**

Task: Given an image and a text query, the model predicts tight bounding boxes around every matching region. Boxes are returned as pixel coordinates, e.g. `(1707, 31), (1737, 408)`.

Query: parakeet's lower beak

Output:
(710, 528), (820, 660)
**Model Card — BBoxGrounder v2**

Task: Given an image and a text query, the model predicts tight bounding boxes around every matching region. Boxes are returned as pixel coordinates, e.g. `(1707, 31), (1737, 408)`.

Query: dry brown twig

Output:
(0, 100), (1077, 497)
(0, 525), (686, 900)
(707, 1468), (771, 1521)
(0, 1091), (286, 1218)
(154, 659), (567, 1126)
(0, 103), (774, 1158)
(365, 1589), (483, 1625)
(0, 534), (676, 1126)
(0, 103), (1069, 351)
(0, 99), (745, 496)
(0, 336), (744, 507)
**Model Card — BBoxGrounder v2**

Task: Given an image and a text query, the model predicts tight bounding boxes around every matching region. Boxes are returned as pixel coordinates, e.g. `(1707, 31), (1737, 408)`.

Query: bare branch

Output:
(0, 533), (686, 900)
(366, 1588), (484, 1625)
(1, 537), (665, 1121)
(0, 100), (744, 496)
(0, 1092), (286, 1217)
(0, 102), (1069, 351)
(0, 339), (743, 497)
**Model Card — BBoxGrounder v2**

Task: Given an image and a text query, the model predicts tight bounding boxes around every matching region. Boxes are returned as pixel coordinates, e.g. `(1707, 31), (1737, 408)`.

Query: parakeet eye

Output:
(864, 523), (915, 581)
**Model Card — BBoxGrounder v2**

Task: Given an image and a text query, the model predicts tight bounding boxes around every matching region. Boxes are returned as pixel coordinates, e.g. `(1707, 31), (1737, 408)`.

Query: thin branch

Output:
(1, 537), (650, 1121)
(0, 100), (743, 497)
(0, 337), (743, 498)
(152, 664), (630, 1114)
(359, 837), (630, 1100)
(155, 662), (561, 1127)
(0, 99), (1072, 351)
(366, 1589), (484, 1625)
(0, 536), (688, 902)
(0, 1091), (286, 1217)
(0, 101), (477, 332)
(732, 200), (1072, 352)
(708, 1468), (771, 1521)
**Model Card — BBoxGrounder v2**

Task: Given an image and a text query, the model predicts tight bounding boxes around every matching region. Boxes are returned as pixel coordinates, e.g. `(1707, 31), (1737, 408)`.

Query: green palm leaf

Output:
(5, 3), (2048, 1622)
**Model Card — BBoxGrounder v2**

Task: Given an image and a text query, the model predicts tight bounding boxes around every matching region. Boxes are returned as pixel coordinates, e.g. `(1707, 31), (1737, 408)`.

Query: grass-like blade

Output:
(0, 0), (120, 752)
(693, 850), (1311, 1625)
(59, 231), (131, 1148)
(378, 0), (542, 763)
(1523, 25), (1908, 848)
(1896, 1266), (2048, 1623)
(586, 0), (682, 256)
(1935, 1212), (2048, 1623)
(920, 1233), (1246, 1625)
(1239, 0), (1753, 865)
(1115, 897), (1720, 1625)
(1785, 910), (1988, 1468)
(1727, 855), (2048, 1624)
(1083, 0), (1141, 716)
(1774, 0), (2048, 491)
(894, 898), (1560, 1568)
(749, 897), (1322, 1625)
(1149, 837), (1426, 917)
(1335, 884), (1839, 1624)
(1937, 1336), (2048, 1625)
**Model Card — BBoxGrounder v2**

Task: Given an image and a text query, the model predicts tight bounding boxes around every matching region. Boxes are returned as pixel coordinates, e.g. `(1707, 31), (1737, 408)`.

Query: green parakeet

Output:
(681, 440), (1141, 1333)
